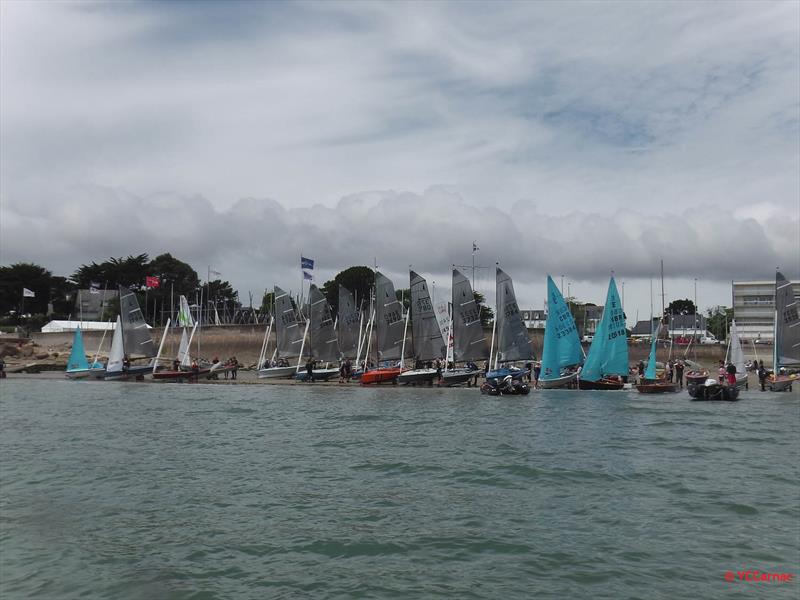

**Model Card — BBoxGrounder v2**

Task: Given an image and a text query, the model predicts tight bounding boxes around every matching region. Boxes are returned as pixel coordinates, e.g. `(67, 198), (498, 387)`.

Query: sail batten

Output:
(451, 269), (488, 361)
(495, 267), (533, 362)
(119, 285), (156, 358)
(337, 285), (360, 358)
(540, 275), (583, 380)
(774, 272), (800, 368)
(410, 271), (445, 361)
(275, 286), (305, 358)
(309, 284), (340, 363)
(374, 271), (405, 361)
(581, 277), (628, 381)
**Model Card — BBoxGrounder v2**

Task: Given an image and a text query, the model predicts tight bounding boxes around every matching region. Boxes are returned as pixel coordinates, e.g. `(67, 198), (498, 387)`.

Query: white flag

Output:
(22, 288), (35, 298)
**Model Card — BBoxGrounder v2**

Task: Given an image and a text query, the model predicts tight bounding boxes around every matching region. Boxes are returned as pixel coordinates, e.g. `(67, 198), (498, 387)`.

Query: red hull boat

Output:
(360, 367), (402, 385)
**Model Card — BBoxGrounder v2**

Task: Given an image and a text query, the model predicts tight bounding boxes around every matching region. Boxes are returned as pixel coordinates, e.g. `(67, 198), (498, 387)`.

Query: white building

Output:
(733, 279), (800, 342)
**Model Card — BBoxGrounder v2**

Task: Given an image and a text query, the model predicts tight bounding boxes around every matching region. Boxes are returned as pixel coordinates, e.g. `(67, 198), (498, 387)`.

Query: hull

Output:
(538, 372), (578, 389)
(578, 378), (624, 391)
(65, 369), (92, 379)
(734, 375), (748, 390)
(637, 381), (679, 394)
(440, 369), (480, 387)
(685, 370), (709, 386)
(296, 368), (339, 382)
(486, 367), (529, 380)
(360, 367), (402, 385)
(768, 376), (795, 392)
(397, 368), (439, 385)
(481, 379), (530, 396)
(153, 368), (211, 381)
(104, 365), (152, 381)
(257, 365), (298, 379)
(688, 382), (739, 401)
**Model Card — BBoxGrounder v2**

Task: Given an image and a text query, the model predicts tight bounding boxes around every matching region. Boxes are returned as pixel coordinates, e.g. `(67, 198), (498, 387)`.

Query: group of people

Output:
(636, 359), (686, 387)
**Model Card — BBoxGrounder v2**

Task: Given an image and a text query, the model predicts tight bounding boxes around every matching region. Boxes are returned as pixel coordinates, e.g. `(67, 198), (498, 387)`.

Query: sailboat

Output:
(577, 277), (628, 390)
(258, 286), (306, 378)
(296, 284), (340, 381)
(539, 275), (583, 389)
(397, 271), (443, 385)
(482, 267), (532, 394)
(103, 285), (157, 380)
(337, 284), (361, 360)
(728, 319), (748, 389)
(151, 322), (210, 381)
(636, 318), (678, 393)
(768, 271), (799, 391)
(65, 326), (91, 379)
(441, 268), (488, 386)
(361, 271), (405, 385)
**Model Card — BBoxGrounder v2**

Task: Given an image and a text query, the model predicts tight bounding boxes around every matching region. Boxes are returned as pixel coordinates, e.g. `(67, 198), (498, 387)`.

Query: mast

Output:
(152, 318), (171, 373)
(773, 268), (779, 371)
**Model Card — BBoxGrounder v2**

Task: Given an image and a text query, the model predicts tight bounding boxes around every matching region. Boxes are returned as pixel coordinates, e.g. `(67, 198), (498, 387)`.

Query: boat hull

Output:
(153, 368), (211, 381)
(296, 368), (339, 382)
(257, 366), (297, 379)
(397, 368), (439, 385)
(768, 375), (796, 392)
(360, 367), (402, 385)
(486, 367), (529, 380)
(440, 369), (480, 387)
(481, 378), (530, 396)
(637, 380), (679, 394)
(578, 378), (624, 391)
(104, 365), (153, 381)
(688, 382), (739, 401)
(65, 369), (92, 379)
(538, 372), (578, 389)
(684, 371), (709, 386)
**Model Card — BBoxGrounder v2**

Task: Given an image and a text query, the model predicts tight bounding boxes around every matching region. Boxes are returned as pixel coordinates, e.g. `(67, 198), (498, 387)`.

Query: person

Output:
(172, 358), (180, 371)
(484, 361), (490, 376)
(306, 357), (314, 382)
(435, 358), (442, 383)
(666, 360), (674, 382)
(674, 360), (684, 389)
(230, 356), (238, 380)
(339, 360), (347, 383)
(0, 357), (6, 379)
(525, 361), (533, 383)
(533, 362), (542, 389)
(725, 362), (737, 386)
(345, 358), (352, 380)
(637, 360), (645, 382)
(757, 360), (767, 391)
(718, 360), (726, 383)
(122, 354), (130, 372)
(191, 359), (199, 382)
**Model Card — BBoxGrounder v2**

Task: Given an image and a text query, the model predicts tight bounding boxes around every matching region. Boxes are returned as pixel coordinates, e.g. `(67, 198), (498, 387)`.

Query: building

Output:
(73, 289), (118, 321)
(630, 314), (712, 341)
(733, 279), (800, 342)
(520, 309), (546, 329)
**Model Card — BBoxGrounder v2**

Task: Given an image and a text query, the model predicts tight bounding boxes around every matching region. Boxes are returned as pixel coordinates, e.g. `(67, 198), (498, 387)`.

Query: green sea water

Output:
(1, 379), (798, 599)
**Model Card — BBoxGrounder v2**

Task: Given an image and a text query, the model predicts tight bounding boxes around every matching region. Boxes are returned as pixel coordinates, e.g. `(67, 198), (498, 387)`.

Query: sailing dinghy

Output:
(539, 275), (583, 389)
(258, 286), (305, 378)
(768, 271), (799, 391)
(296, 284), (340, 381)
(65, 327), (91, 379)
(441, 268), (488, 386)
(361, 271), (404, 384)
(397, 271), (443, 385)
(485, 267), (533, 383)
(578, 277), (628, 390)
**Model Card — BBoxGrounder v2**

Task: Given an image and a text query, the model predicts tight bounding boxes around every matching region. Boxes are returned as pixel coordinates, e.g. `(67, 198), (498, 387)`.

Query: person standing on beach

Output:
(674, 360), (684, 389)
(757, 361), (767, 391)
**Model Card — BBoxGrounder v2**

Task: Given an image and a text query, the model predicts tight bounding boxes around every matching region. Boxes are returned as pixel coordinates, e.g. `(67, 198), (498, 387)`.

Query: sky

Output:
(1, 0), (798, 322)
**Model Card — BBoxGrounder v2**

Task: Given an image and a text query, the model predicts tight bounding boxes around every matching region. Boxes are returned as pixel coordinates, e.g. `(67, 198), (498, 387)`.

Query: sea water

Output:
(1, 379), (798, 599)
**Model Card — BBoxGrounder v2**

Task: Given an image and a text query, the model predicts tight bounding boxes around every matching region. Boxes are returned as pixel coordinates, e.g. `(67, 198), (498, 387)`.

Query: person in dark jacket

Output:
(757, 361), (768, 391)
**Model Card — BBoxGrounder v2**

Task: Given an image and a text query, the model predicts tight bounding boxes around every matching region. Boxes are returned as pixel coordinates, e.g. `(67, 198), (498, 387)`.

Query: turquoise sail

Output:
(541, 275), (583, 380)
(644, 321), (658, 380)
(66, 327), (90, 373)
(580, 277), (628, 381)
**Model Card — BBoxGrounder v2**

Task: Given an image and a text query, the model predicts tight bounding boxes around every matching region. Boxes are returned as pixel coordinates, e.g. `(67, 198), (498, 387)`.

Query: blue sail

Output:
(66, 327), (90, 373)
(644, 321), (658, 380)
(540, 275), (583, 380)
(580, 277), (628, 381)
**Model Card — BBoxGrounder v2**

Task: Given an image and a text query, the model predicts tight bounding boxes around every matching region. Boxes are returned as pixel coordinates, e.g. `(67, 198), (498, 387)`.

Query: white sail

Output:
(177, 327), (190, 367)
(106, 316), (124, 374)
(178, 295), (194, 327)
(730, 320), (746, 376)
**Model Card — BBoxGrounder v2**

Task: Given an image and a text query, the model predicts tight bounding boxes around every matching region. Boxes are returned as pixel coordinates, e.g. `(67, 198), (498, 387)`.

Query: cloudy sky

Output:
(1, 0), (798, 320)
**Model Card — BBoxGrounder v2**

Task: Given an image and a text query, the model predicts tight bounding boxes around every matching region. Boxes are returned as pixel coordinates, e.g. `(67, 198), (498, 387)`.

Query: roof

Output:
(40, 320), (151, 333)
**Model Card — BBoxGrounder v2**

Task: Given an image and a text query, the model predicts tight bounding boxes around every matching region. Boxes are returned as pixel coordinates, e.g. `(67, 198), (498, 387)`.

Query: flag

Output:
(301, 256), (314, 270)
(472, 241), (479, 253)
(303, 270), (313, 281)
(145, 276), (160, 289)
(89, 282), (101, 294)
(210, 268), (221, 277)
(22, 288), (35, 298)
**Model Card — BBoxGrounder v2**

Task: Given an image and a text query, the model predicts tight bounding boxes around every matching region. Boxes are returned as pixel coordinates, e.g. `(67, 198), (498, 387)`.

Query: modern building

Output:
(630, 314), (712, 341)
(733, 279), (800, 342)
(521, 309), (546, 330)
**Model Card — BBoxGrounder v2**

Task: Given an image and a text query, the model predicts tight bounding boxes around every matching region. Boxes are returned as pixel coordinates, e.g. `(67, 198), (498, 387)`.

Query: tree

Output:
(0, 263), (54, 318)
(667, 298), (697, 315)
(320, 266), (375, 315)
(395, 288), (410, 311)
(72, 253), (150, 289)
(473, 291), (494, 326)
(706, 306), (733, 341)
